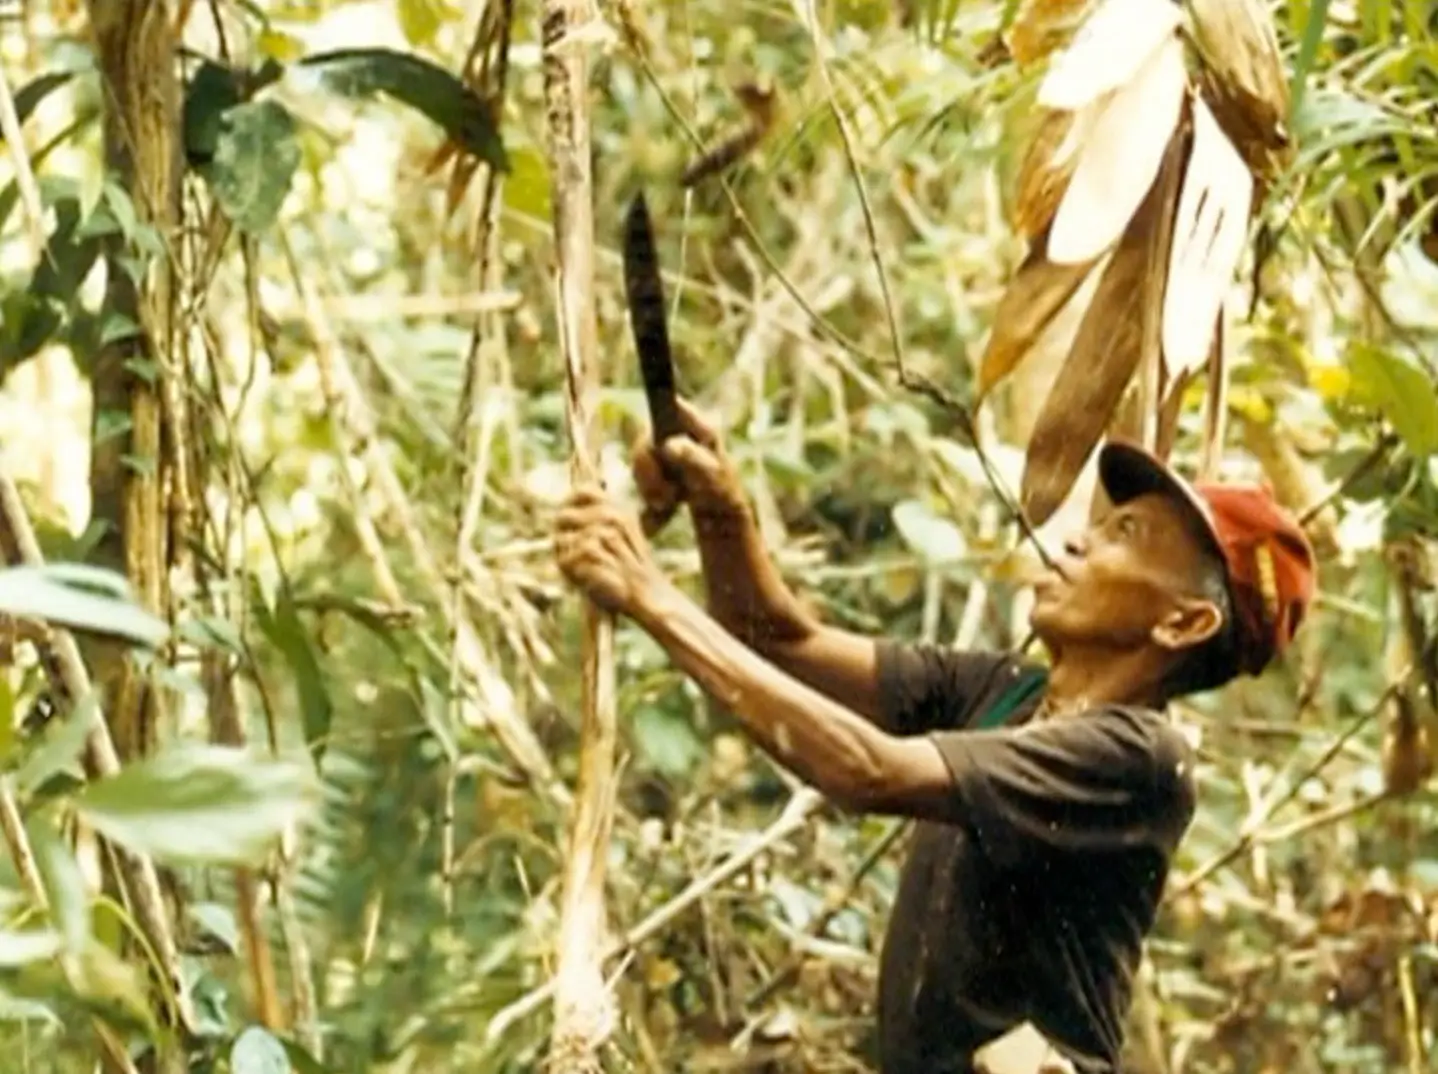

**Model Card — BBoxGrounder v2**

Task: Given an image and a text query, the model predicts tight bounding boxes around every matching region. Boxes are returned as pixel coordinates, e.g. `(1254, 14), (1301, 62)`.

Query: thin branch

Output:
(0, 58), (49, 261)
(483, 790), (824, 1049)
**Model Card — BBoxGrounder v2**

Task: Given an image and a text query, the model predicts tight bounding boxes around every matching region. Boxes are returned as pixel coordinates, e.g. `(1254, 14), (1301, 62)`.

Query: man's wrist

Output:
(632, 571), (685, 631)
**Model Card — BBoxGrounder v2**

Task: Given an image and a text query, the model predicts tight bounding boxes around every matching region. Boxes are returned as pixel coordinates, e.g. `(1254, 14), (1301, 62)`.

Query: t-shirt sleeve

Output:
(926, 707), (1193, 868)
(875, 640), (1017, 735)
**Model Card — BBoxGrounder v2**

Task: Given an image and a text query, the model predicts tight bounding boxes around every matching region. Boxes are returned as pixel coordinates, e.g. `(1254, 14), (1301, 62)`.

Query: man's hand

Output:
(632, 398), (749, 536)
(555, 484), (668, 618)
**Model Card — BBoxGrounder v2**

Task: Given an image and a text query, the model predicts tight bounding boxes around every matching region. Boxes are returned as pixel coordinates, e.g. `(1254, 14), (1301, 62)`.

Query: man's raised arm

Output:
(632, 398), (885, 721)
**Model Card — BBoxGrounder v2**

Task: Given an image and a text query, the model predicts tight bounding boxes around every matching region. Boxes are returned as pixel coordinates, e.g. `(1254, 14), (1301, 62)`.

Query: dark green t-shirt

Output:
(874, 641), (1197, 1074)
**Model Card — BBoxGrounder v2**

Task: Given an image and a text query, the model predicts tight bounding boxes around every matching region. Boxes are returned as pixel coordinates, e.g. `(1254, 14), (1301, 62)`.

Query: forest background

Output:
(0, 1), (1437, 1073)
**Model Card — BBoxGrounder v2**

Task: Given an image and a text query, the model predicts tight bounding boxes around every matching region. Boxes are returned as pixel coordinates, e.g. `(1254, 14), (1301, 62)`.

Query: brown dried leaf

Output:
(1021, 121), (1190, 526)
(1013, 110), (1081, 240)
(1187, 0), (1291, 182)
(1048, 34), (1186, 265)
(977, 240), (1097, 400)
(1006, 0), (1099, 67)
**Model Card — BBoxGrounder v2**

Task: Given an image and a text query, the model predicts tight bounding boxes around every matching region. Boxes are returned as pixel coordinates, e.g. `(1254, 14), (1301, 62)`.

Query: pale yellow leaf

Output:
(1162, 98), (1254, 381)
(1047, 35), (1186, 266)
(1036, 0), (1180, 111)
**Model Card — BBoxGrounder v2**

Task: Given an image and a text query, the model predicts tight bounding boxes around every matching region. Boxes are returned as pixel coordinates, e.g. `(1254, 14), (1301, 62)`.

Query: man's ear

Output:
(1151, 596), (1224, 653)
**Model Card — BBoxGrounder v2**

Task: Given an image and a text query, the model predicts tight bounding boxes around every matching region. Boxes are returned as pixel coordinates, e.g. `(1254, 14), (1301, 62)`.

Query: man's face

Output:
(1030, 492), (1217, 653)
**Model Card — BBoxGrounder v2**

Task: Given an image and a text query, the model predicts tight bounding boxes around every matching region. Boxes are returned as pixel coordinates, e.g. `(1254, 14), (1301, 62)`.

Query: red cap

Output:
(1099, 441), (1316, 678)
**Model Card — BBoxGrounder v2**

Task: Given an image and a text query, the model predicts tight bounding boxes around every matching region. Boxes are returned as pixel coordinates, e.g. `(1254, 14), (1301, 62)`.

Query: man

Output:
(553, 399), (1315, 1074)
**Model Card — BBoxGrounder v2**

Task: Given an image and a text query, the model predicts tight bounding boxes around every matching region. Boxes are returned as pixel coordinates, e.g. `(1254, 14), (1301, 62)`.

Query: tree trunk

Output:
(82, 3), (191, 1069)
(541, 0), (619, 1070)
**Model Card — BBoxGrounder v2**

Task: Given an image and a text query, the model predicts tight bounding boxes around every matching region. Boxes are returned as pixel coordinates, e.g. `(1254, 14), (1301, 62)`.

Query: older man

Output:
(554, 399), (1315, 1074)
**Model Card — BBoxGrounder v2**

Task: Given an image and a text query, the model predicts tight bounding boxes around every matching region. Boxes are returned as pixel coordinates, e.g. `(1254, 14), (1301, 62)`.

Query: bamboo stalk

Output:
(541, 0), (618, 1069)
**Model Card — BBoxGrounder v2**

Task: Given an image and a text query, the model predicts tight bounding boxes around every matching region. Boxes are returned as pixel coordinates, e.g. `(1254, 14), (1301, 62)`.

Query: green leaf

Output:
(183, 60), (245, 163)
(397, 0), (457, 47)
(255, 590), (333, 763)
(26, 816), (90, 953)
(14, 693), (99, 798)
(891, 499), (966, 565)
(99, 312), (142, 347)
(632, 705), (704, 779)
(188, 902), (240, 954)
(205, 99), (301, 234)
(232, 1026), (293, 1074)
(300, 48), (508, 169)
(73, 745), (316, 865)
(280, 1039), (331, 1074)
(64, 940), (156, 1038)
(1289, 0), (1333, 117)
(0, 72), (76, 145)
(501, 146), (552, 221)
(0, 930), (62, 966)
(0, 986), (60, 1025)
(179, 615), (246, 655)
(1347, 344), (1438, 456)
(0, 566), (167, 647)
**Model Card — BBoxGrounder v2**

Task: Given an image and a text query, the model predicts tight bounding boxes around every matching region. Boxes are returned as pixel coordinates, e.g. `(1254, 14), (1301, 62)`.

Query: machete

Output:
(622, 191), (683, 446)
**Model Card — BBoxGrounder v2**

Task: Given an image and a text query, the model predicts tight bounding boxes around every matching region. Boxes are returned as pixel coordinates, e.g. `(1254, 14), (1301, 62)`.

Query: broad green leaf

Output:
(280, 1039), (331, 1074)
(206, 100), (301, 234)
(300, 48), (508, 170)
(178, 616), (246, 655)
(0, 929), (62, 966)
(255, 590), (333, 763)
(232, 1026), (293, 1074)
(189, 901), (240, 954)
(64, 940), (156, 1038)
(0, 566), (167, 647)
(632, 705), (704, 779)
(398, 0), (458, 47)
(26, 816), (89, 953)
(0, 986), (60, 1025)
(1347, 344), (1438, 456)
(502, 146), (552, 221)
(74, 745), (316, 865)
(892, 499), (966, 565)
(182, 61), (245, 163)
(13, 692), (97, 799)
(0, 71), (76, 146)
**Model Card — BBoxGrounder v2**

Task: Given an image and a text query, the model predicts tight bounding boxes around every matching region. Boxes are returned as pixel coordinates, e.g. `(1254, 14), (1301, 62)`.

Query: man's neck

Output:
(1041, 647), (1169, 719)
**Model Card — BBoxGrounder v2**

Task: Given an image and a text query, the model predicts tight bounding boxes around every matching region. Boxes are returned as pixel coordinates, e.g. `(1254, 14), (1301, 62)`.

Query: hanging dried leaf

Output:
(1021, 121), (1189, 526)
(1048, 34), (1186, 265)
(1006, 0), (1100, 67)
(1162, 97), (1254, 382)
(1012, 108), (1088, 240)
(1187, 0), (1291, 182)
(977, 240), (1098, 400)
(1037, 0), (1180, 111)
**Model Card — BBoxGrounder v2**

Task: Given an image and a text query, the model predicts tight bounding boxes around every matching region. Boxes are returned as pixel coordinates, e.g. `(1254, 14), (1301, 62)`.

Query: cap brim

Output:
(1097, 441), (1224, 562)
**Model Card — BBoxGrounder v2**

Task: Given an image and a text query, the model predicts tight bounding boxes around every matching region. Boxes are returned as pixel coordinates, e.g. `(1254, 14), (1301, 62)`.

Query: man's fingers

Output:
(640, 501), (678, 537)
(674, 397), (720, 448)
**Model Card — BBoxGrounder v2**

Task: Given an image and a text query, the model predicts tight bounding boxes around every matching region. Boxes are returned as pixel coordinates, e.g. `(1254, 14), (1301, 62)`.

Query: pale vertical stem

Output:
(1199, 301), (1230, 481)
(541, 0), (618, 1070)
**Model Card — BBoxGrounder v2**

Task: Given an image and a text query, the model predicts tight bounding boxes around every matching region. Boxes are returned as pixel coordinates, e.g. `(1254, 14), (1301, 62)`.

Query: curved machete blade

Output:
(622, 191), (682, 445)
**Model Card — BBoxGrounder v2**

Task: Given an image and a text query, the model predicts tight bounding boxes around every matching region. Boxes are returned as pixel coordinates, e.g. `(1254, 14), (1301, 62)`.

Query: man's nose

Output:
(1063, 534), (1086, 558)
